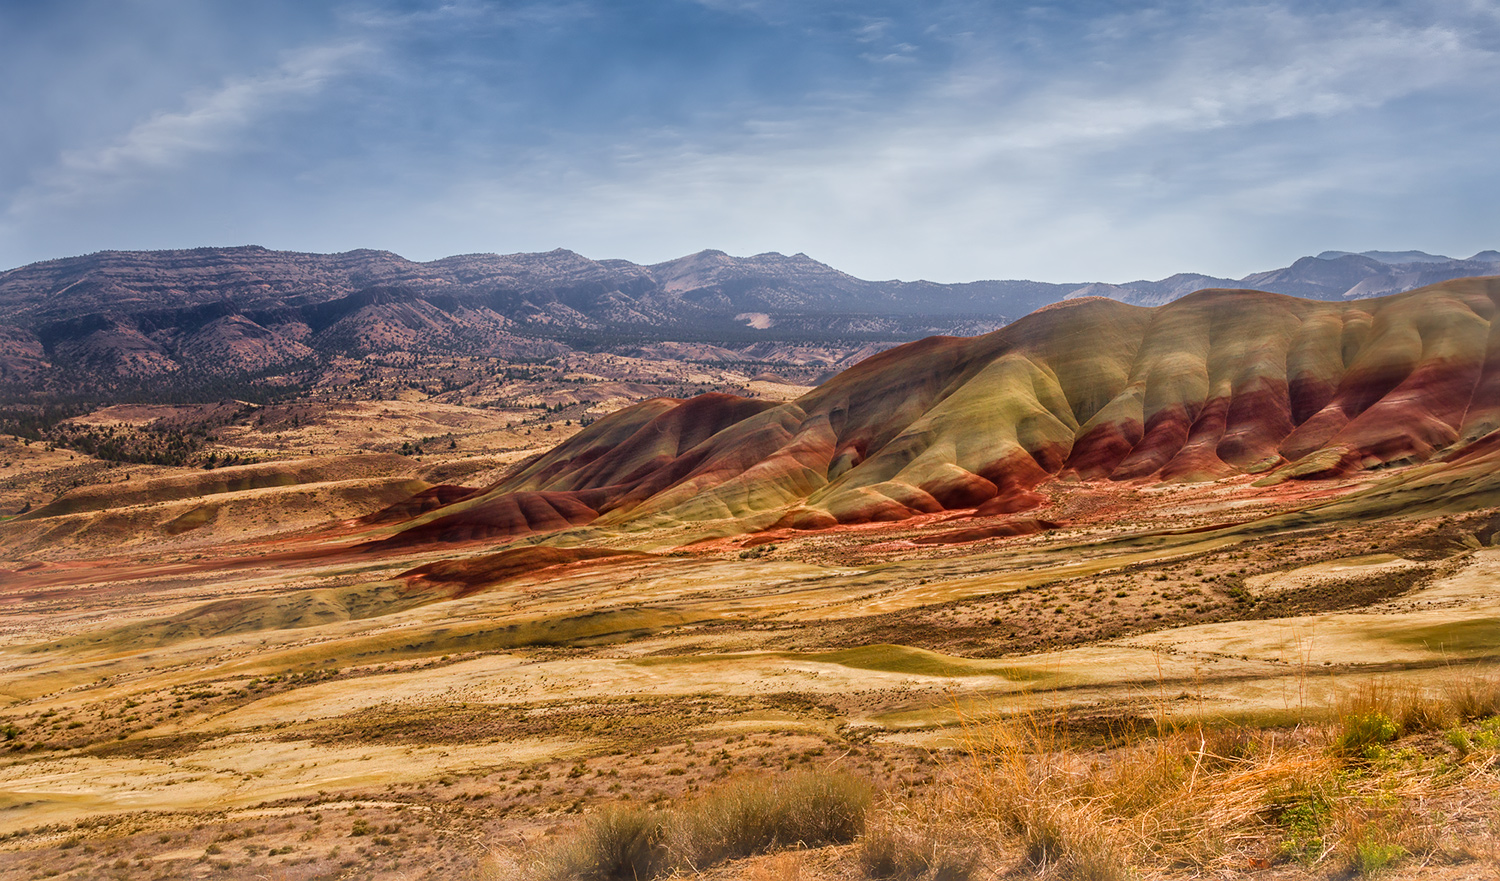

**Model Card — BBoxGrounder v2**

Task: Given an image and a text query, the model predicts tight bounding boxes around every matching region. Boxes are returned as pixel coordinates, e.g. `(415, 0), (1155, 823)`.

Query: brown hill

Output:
(0, 454), (427, 557)
(5, 245), (1496, 399)
(382, 277), (1500, 544)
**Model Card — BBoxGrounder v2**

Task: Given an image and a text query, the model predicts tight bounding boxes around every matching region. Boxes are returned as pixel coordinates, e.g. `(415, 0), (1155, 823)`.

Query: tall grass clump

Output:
(1336, 679), (1454, 737)
(667, 770), (874, 870)
(1332, 711), (1398, 761)
(956, 711), (1306, 878)
(924, 671), (1500, 877)
(528, 805), (666, 881)
(857, 809), (980, 881)
(1443, 672), (1500, 722)
(527, 770), (872, 880)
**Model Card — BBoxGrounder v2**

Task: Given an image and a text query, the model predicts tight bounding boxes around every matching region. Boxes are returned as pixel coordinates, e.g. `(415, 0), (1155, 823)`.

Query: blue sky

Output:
(2, 0), (1498, 282)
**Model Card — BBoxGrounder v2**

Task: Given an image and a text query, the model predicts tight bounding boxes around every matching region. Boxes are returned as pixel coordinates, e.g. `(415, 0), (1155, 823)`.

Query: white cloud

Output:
(6, 0), (1496, 281)
(511, 2), (1500, 279)
(7, 40), (370, 216)
(338, 1), (592, 32)
(919, 6), (1490, 161)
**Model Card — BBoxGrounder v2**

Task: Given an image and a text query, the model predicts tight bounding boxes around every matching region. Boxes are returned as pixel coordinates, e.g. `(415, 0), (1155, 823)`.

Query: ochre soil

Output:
(2, 446), (1499, 879)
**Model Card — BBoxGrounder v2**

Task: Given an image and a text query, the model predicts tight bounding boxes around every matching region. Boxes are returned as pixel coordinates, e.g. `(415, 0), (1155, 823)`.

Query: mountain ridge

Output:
(1, 244), (1497, 397)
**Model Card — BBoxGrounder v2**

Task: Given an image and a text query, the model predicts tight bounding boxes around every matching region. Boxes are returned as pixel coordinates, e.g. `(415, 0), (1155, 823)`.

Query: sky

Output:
(1, 0), (1498, 283)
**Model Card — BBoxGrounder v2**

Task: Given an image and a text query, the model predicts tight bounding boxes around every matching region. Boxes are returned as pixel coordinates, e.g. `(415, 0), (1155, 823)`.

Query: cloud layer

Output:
(2, 0), (1497, 281)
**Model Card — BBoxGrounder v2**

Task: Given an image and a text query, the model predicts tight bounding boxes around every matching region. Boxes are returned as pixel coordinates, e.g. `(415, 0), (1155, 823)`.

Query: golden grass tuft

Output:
(860, 670), (1500, 879)
(526, 770), (872, 881)
(528, 805), (667, 881)
(666, 769), (873, 870)
(1336, 678), (1456, 735)
(522, 672), (1500, 880)
(1442, 671), (1500, 722)
(857, 809), (980, 881)
(956, 711), (1314, 876)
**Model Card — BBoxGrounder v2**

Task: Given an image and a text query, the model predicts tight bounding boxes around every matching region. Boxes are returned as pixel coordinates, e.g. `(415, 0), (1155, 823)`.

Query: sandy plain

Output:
(0, 359), (1497, 880)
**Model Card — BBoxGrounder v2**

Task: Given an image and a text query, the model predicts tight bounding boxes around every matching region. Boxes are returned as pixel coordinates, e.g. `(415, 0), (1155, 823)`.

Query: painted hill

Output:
(382, 277), (1500, 545)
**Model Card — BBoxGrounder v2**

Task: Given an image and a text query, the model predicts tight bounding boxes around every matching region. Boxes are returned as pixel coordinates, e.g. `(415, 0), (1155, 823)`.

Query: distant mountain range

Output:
(0, 245), (1495, 397)
(1065, 249), (1500, 305)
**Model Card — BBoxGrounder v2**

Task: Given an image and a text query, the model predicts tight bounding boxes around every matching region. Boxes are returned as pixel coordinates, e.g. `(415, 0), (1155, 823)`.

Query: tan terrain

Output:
(1, 281), (1499, 881)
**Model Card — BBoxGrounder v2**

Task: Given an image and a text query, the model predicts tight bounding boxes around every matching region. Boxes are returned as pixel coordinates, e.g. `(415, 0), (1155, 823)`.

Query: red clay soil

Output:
(908, 518), (1062, 545)
(359, 484), (484, 525)
(399, 545), (648, 596)
(371, 490), (601, 547)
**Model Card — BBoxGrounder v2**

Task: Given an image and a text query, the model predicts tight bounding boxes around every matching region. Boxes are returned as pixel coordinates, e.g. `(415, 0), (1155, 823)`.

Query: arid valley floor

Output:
(3, 288), (1500, 881)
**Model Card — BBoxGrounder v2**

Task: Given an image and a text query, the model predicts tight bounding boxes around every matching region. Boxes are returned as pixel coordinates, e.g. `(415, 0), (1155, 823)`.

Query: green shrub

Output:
(1352, 832), (1406, 877)
(1445, 716), (1500, 758)
(1444, 728), (1473, 756)
(1276, 794), (1331, 863)
(1334, 713), (1398, 761)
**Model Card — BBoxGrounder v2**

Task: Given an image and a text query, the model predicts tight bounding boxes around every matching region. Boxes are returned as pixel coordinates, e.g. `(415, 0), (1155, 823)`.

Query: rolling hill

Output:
(381, 277), (1500, 545)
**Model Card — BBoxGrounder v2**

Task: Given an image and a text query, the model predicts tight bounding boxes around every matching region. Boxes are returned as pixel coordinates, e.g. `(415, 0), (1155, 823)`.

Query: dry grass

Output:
(520, 674), (1500, 881)
(528, 804), (668, 881)
(526, 770), (873, 880)
(1337, 678), (1456, 737)
(959, 713), (1302, 876)
(667, 770), (873, 871)
(854, 672), (1500, 880)
(746, 851), (811, 881)
(1442, 672), (1500, 721)
(857, 808), (980, 881)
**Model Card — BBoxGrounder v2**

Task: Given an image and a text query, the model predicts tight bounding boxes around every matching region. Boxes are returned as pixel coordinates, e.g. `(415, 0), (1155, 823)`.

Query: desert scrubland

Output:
(2, 278), (1499, 880)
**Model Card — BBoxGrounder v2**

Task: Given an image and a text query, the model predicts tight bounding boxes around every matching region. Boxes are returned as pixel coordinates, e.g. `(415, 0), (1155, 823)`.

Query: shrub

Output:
(666, 771), (873, 869)
(1275, 788), (1332, 863)
(1445, 716), (1500, 758)
(1352, 831), (1407, 877)
(857, 814), (978, 881)
(529, 805), (666, 881)
(529, 771), (871, 880)
(1334, 713), (1398, 761)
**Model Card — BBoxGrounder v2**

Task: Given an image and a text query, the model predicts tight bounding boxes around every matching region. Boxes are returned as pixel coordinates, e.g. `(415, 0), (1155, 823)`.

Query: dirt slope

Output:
(391, 278), (1500, 543)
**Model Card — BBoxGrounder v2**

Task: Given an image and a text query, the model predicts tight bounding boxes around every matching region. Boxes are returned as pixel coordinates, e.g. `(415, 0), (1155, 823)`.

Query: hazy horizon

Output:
(5, 240), (1498, 289)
